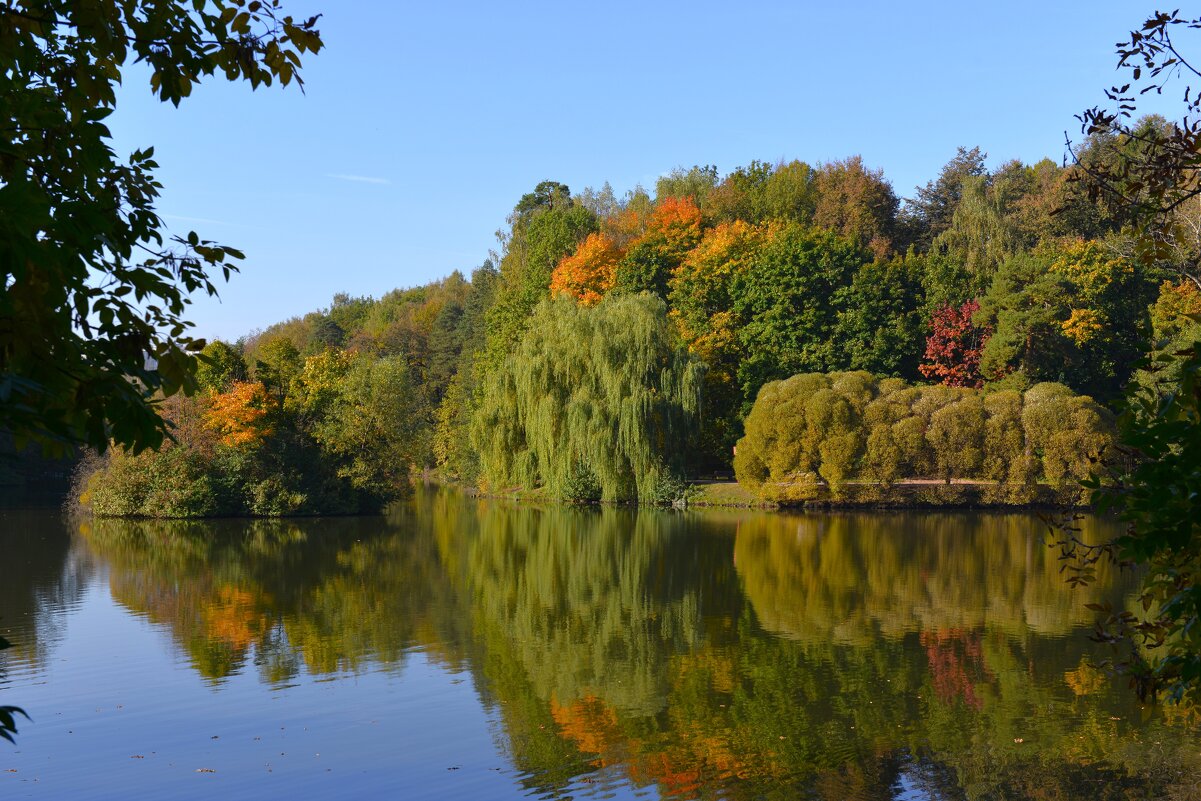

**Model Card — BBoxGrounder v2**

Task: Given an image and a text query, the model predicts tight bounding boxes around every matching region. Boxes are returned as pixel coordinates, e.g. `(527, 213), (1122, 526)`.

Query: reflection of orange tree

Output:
(550, 695), (623, 763)
(430, 501), (1201, 800)
(549, 677), (753, 800)
(98, 525), (280, 680)
(1064, 659), (1105, 697)
(531, 623), (1201, 801)
(920, 629), (991, 710)
(201, 586), (271, 652)
(76, 494), (1201, 800)
(81, 509), (464, 683)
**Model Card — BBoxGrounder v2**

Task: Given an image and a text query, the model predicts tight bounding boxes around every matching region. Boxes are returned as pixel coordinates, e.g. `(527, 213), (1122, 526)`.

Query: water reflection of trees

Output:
(734, 512), (1133, 644)
(433, 497), (743, 716)
(0, 507), (92, 671)
(81, 512), (467, 683)
(74, 494), (1201, 800)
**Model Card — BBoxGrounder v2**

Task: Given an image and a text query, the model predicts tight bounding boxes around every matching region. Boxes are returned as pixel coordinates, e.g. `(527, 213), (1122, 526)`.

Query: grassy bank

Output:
(463, 477), (1085, 511)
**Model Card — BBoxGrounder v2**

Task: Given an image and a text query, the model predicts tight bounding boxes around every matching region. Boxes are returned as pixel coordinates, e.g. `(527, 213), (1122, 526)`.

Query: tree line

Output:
(78, 132), (1201, 512)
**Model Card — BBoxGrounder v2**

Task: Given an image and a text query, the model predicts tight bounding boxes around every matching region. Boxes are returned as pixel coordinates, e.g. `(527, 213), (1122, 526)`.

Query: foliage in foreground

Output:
(1043, 8), (1201, 706)
(0, 0), (321, 455)
(734, 371), (1114, 504)
(1055, 344), (1201, 704)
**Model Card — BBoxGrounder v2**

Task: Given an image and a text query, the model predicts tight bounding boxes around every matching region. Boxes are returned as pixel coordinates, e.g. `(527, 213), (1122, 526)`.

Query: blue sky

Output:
(109, 1), (1173, 342)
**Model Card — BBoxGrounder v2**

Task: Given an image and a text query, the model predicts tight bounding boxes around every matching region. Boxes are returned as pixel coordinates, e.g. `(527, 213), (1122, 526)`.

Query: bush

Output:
(561, 463), (603, 503)
(735, 371), (1114, 504)
(84, 446), (216, 518)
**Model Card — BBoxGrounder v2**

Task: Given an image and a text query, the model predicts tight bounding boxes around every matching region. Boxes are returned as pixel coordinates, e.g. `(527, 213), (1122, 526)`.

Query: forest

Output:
(78, 128), (1201, 515)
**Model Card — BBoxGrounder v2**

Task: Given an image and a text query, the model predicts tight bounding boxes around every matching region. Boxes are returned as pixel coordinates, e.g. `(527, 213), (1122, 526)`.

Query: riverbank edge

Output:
(459, 476), (1090, 512)
(72, 473), (1089, 519)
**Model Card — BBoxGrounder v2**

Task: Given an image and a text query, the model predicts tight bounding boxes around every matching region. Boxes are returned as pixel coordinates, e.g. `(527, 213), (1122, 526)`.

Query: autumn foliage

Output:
(919, 300), (989, 388)
(920, 629), (989, 710)
(204, 381), (276, 448)
(550, 232), (622, 305)
(646, 195), (703, 250)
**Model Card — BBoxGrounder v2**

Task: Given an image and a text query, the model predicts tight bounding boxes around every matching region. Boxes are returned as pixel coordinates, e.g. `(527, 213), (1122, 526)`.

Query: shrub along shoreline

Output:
(732, 371), (1112, 507)
(686, 479), (1092, 510)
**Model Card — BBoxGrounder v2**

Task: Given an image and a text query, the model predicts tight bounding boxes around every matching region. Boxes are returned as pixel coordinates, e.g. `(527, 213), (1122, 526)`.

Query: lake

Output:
(1, 489), (1198, 800)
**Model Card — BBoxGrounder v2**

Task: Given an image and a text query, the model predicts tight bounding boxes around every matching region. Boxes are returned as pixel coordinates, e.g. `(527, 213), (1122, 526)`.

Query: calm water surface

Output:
(1, 490), (1198, 800)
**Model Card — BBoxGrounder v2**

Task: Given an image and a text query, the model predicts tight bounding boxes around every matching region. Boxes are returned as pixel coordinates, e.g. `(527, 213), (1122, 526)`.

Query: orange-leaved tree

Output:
(550, 232), (623, 305)
(668, 220), (775, 462)
(669, 220), (772, 359)
(615, 196), (704, 296)
(205, 381), (277, 448)
(647, 195), (703, 257)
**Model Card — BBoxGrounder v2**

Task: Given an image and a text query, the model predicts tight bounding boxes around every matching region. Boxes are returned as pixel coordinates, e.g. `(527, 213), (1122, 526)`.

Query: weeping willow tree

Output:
(472, 294), (704, 502)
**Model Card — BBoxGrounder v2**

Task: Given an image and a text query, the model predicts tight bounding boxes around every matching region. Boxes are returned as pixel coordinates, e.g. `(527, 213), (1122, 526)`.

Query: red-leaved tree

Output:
(919, 300), (989, 388)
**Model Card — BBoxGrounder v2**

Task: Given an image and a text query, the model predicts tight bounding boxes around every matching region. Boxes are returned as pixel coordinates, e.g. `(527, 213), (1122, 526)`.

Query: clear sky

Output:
(108, 0), (1173, 342)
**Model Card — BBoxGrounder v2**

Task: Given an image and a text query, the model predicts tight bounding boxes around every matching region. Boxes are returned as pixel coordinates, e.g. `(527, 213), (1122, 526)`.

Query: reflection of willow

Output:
(81, 513), (464, 683)
(427, 500), (1201, 801)
(73, 496), (1201, 800)
(733, 512), (1133, 645)
(428, 496), (743, 716)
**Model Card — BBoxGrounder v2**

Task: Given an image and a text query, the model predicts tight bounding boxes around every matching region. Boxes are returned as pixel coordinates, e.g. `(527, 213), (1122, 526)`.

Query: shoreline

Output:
(67, 475), (1093, 520)
(464, 477), (1091, 512)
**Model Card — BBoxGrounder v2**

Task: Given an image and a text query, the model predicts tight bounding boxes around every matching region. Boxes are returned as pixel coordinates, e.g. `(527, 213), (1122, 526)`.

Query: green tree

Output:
(903, 146), (987, 250)
(1142, 279), (1201, 388)
(923, 175), (1022, 306)
(832, 255), (926, 378)
(196, 341), (248, 393)
(472, 294), (703, 502)
(654, 165), (719, 207)
(0, 0), (322, 454)
(731, 224), (869, 404)
(253, 337), (303, 401)
(483, 186), (597, 364)
(327, 293), (374, 336)
(977, 241), (1154, 401)
(433, 263), (500, 480)
(992, 158), (1113, 245)
(425, 295), (465, 405)
(307, 355), (423, 504)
